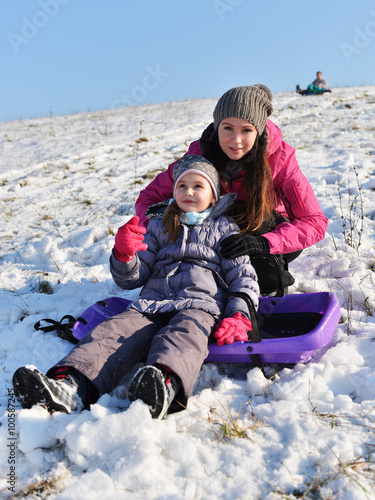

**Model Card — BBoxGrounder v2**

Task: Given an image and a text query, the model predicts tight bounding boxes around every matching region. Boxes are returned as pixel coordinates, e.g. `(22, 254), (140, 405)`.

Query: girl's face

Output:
(175, 172), (215, 213)
(218, 117), (258, 160)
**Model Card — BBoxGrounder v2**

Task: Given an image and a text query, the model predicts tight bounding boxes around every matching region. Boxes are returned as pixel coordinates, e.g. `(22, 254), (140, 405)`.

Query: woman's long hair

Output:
(200, 124), (276, 233)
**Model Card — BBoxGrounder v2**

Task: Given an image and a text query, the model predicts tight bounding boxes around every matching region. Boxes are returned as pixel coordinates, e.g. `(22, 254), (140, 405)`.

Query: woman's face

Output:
(175, 172), (215, 213)
(218, 117), (258, 160)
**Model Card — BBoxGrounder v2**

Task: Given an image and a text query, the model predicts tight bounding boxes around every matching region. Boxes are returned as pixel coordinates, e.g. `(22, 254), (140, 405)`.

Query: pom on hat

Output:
(173, 154), (220, 202)
(213, 85), (273, 135)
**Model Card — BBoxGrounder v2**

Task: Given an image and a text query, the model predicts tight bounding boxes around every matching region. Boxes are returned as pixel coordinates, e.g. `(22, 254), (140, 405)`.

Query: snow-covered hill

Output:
(1, 86), (375, 499)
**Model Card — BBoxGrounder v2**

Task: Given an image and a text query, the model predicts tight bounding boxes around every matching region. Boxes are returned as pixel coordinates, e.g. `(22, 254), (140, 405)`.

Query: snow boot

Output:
(12, 366), (87, 414)
(128, 365), (181, 419)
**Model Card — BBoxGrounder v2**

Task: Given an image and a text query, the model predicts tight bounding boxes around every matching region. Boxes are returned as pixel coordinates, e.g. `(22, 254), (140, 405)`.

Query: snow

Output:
(1, 86), (375, 499)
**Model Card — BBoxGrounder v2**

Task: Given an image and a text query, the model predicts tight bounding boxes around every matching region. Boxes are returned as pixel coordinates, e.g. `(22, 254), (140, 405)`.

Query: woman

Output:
(135, 85), (328, 294)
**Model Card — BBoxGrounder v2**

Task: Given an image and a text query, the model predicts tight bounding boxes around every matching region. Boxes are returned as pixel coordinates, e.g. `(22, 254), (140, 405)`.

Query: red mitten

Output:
(214, 312), (252, 346)
(113, 216), (147, 262)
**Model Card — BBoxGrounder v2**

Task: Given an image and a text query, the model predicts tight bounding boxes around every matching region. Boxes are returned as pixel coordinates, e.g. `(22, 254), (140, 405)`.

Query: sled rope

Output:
(34, 315), (79, 344)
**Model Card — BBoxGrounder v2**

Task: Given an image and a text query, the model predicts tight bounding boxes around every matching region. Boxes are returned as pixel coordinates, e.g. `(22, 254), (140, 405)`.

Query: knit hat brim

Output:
(173, 155), (220, 202)
(173, 168), (218, 202)
(213, 85), (273, 135)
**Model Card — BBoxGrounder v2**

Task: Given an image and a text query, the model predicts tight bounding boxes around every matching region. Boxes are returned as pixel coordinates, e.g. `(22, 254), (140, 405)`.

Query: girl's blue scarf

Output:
(169, 198), (213, 225)
(180, 207), (213, 225)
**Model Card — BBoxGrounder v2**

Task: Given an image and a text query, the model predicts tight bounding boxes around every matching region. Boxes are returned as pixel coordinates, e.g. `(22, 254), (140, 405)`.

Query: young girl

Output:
(135, 85), (328, 295)
(13, 155), (259, 420)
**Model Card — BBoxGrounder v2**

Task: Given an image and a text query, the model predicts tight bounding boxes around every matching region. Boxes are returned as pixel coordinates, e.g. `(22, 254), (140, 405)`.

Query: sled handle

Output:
(226, 292), (262, 343)
(251, 254), (285, 297)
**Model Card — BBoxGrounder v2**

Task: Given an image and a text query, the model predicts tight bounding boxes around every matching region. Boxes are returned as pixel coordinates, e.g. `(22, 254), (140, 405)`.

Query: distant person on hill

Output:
(135, 84), (328, 296)
(296, 71), (332, 95)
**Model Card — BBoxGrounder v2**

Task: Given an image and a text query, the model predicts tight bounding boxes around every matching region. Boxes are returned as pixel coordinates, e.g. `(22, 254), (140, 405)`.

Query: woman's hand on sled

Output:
(113, 216), (147, 262)
(220, 234), (270, 258)
(214, 312), (252, 346)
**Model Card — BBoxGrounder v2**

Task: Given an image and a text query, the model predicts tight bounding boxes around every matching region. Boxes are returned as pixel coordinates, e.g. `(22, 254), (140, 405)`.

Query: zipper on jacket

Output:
(280, 187), (296, 218)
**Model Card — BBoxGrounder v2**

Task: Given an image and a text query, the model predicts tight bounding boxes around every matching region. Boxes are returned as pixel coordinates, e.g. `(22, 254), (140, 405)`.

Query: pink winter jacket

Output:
(135, 120), (328, 255)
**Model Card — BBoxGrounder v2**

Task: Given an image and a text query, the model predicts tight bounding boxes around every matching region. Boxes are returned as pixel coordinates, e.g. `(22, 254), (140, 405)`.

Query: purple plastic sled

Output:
(72, 292), (341, 365)
(72, 296), (132, 341)
(206, 292), (340, 364)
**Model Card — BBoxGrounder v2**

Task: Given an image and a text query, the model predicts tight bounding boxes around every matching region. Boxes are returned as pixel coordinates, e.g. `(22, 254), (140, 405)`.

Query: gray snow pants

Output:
(53, 307), (216, 405)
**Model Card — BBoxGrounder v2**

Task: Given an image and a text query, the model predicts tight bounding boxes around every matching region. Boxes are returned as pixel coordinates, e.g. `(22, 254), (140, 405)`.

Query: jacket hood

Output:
(208, 192), (237, 220)
(266, 119), (283, 156)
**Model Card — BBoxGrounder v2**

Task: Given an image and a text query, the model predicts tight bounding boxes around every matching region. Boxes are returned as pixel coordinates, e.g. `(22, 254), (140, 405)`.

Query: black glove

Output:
(220, 234), (270, 259)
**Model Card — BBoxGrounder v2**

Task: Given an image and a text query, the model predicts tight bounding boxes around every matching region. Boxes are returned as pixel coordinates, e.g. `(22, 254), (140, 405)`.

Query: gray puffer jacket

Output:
(110, 193), (259, 320)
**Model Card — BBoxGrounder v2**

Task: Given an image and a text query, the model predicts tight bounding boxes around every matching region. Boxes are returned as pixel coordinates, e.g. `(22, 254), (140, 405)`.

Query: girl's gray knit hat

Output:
(173, 154), (220, 201)
(213, 84), (273, 135)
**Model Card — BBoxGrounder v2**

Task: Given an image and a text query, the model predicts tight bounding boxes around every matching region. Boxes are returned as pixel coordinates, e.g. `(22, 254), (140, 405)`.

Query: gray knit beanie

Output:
(173, 154), (220, 201)
(213, 85), (273, 135)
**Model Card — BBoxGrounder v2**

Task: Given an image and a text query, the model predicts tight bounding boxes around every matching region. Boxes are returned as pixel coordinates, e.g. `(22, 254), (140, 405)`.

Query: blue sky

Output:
(1, 0), (375, 122)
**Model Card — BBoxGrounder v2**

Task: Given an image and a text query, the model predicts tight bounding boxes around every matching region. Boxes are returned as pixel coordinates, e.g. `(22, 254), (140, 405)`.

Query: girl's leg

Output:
(146, 309), (216, 405)
(13, 309), (166, 412)
(50, 308), (166, 395)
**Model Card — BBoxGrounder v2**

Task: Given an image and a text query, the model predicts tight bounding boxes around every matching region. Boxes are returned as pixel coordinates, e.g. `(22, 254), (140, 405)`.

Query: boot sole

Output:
(128, 366), (168, 419)
(12, 367), (72, 413)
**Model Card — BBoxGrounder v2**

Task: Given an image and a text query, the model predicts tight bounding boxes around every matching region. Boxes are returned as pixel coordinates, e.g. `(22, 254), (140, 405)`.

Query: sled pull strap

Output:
(226, 292), (262, 343)
(34, 315), (79, 344)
